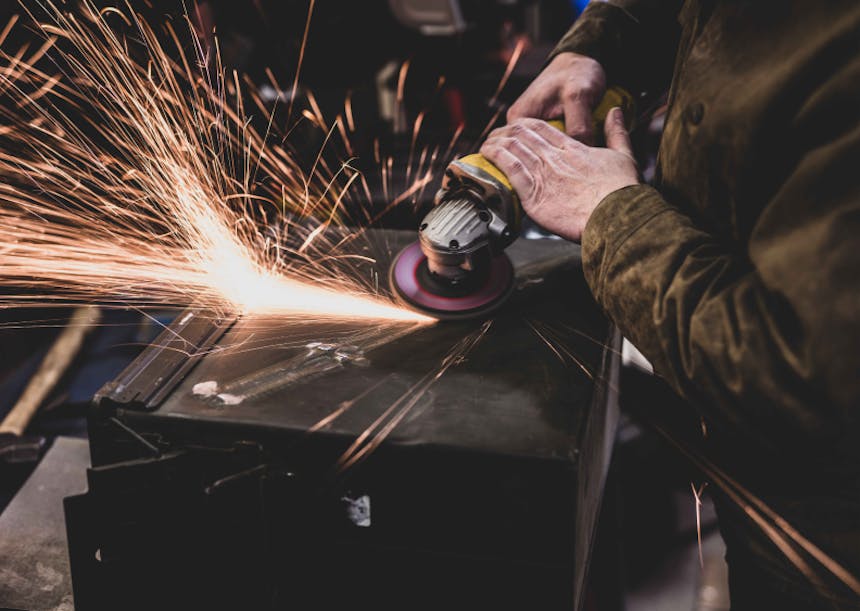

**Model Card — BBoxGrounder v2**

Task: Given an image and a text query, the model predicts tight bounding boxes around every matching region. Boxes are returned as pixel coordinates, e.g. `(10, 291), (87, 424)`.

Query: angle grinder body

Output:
(391, 87), (634, 319)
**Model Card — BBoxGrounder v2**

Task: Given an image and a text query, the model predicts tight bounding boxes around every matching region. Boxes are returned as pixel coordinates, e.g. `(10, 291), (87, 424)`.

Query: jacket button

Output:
(685, 102), (705, 125)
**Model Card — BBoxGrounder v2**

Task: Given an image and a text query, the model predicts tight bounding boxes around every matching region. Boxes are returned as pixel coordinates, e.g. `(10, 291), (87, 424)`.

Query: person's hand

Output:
(507, 52), (607, 144)
(480, 109), (638, 242)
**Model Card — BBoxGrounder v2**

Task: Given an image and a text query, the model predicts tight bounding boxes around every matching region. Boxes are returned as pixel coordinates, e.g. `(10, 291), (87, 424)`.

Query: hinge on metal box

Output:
(95, 309), (235, 411)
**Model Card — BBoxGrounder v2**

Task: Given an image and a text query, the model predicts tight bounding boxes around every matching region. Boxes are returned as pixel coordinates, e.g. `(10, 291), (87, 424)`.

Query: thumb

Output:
(604, 107), (633, 158)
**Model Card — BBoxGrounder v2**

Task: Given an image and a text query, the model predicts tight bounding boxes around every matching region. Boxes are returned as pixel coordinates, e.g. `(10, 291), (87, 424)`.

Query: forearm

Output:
(581, 185), (858, 453)
(551, 0), (684, 97)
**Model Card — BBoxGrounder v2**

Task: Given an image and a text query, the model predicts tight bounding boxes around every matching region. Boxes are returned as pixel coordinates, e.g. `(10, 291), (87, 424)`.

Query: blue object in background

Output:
(571, 0), (590, 16)
(0, 308), (180, 427)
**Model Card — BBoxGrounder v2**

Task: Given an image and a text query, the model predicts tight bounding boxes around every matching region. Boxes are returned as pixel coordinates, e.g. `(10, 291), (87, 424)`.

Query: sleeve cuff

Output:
(581, 184), (673, 299)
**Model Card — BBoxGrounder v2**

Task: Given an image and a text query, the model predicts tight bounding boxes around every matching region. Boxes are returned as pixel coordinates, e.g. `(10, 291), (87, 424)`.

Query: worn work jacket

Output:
(553, 1), (860, 608)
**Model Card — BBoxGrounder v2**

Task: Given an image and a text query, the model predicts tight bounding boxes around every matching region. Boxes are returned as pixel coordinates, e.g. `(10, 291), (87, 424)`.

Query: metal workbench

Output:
(65, 230), (621, 611)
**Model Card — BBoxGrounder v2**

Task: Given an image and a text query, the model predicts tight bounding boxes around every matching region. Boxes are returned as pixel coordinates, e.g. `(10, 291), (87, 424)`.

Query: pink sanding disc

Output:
(390, 242), (514, 319)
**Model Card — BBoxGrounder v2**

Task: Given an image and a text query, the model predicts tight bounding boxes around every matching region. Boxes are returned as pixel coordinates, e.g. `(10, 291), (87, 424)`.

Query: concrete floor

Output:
(628, 530), (729, 611)
(626, 496), (731, 611)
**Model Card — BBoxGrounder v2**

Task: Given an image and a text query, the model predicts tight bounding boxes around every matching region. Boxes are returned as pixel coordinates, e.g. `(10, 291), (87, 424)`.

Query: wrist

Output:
(584, 183), (643, 235)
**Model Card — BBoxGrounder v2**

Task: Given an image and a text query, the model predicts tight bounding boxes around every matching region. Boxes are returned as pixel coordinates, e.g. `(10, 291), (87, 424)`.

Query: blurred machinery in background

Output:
(388, 0), (471, 35)
(0, 3), (715, 610)
(185, 0), (578, 181)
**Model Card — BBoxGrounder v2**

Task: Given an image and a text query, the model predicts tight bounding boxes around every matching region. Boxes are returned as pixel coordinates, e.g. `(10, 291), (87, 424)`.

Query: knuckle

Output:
(492, 137), (509, 151)
(507, 101), (525, 121)
(568, 126), (592, 142)
(567, 86), (587, 100)
(561, 83), (579, 99)
(480, 142), (498, 157)
(508, 159), (527, 175)
(565, 81), (592, 99)
(581, 79), (600, 95)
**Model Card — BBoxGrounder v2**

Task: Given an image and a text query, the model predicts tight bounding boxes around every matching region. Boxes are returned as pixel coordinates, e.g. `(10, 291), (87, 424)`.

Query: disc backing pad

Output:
(389, 242), (514, 320)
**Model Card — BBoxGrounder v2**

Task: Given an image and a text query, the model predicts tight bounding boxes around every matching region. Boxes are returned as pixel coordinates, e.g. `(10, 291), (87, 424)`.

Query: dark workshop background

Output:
(0, 1), (727, 609)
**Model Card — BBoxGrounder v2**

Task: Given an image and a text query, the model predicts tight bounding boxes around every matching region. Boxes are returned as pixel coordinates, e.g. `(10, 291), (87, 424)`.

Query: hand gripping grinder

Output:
(390, 87), (634, 320)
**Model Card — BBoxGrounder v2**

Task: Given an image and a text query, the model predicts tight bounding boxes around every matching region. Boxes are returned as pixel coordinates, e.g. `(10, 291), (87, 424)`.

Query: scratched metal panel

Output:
(145, 230), (608, 461)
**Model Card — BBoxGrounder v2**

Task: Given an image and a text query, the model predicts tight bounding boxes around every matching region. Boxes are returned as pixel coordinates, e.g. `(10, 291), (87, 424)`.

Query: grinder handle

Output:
(458, 85), (635, 191)
(453, 86), (635, 231)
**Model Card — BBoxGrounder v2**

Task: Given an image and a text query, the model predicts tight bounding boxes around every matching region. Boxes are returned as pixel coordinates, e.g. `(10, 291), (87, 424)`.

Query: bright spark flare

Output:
(0, 1), (430, 324)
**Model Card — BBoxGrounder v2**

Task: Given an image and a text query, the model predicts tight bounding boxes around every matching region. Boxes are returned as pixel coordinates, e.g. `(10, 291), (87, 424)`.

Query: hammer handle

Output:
(0, 305), (101, 436)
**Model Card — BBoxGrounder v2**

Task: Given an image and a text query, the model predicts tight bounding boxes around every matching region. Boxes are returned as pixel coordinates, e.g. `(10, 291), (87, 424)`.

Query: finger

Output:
(563, 98), (594, 144)
(502, 137), (542, 170)
(507, 96), (537, 123)
(508, 96), (562, 123)
(604, 107), (634, 158)
(505, 122), (566, 158)
(485, 123), (518, 141)
(506, 98), (528, 123)
(517, 117), (578, 151)
(480, 142), (535, 197)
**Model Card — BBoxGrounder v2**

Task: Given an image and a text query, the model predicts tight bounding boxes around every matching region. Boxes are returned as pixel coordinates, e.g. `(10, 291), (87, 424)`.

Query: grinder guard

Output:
(419, 153), (521, 284)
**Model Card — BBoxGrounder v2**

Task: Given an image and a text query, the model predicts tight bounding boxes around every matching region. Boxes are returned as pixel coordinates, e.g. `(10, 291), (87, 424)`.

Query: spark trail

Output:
(0, 2), (429, 323)
(335, 319), (493, 472)
(6, 7), (855, 600)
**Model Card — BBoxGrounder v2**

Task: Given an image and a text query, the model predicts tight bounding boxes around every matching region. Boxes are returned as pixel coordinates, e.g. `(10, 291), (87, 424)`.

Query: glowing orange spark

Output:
(489, 36), (526, 107)
(0, 2), (430, 324)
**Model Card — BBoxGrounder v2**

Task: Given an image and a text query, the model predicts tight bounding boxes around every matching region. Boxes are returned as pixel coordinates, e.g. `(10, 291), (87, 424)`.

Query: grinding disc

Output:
(389, 241), (514, 320)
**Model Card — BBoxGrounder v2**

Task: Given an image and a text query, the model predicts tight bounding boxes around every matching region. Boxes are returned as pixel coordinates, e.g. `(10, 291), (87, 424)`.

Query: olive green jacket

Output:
(553, 1), (860, 606)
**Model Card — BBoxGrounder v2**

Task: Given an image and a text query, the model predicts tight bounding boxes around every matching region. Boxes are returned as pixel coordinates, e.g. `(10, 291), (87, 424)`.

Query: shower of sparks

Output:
(6, 9), (850, 596)
(0, 2), (430, 323)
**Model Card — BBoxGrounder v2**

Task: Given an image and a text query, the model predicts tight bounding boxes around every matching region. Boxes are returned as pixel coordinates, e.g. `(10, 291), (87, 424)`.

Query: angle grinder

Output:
(390, 87), (634, 320)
